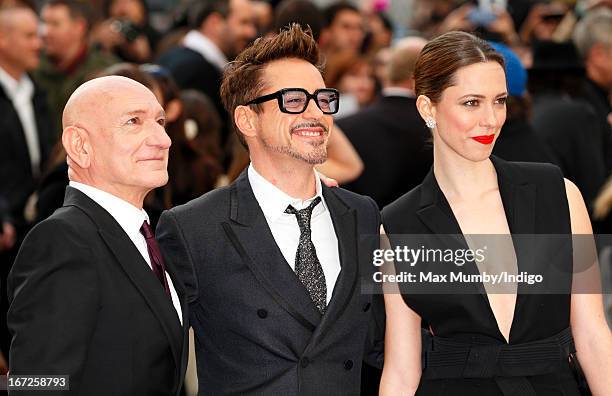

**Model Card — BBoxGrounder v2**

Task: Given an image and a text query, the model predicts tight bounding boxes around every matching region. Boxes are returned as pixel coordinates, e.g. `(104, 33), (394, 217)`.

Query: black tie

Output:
(285, 197), (327, 315)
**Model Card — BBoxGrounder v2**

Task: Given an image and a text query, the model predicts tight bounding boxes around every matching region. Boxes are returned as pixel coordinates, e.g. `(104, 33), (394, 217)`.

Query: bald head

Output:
(387, 37), (427, 86)
(0, 6), (27, 31)
(0, 6), (40, 77)
(61, 76), (170, 208)
(62, 75), (158, 130)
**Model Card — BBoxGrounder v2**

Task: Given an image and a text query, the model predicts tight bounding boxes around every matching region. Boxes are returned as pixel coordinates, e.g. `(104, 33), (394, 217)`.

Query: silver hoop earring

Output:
(425, 118), (436, 129)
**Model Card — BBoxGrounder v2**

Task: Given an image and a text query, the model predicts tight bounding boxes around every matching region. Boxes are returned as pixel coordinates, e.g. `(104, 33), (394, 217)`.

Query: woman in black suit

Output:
(379, 31), (611, 395)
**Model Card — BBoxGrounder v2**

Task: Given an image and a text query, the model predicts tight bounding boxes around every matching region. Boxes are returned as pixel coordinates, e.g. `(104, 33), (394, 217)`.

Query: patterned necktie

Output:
(285, 197), (327, 315)
(140, 220), (171, 296)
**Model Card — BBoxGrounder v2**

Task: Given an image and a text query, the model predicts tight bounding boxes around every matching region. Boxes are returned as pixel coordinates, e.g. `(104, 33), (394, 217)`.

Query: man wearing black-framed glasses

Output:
(157, 24), (384, 395)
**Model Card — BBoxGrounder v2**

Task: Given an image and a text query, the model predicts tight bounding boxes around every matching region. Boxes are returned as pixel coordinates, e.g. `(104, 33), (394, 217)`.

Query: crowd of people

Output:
(1, 0), (611, 394)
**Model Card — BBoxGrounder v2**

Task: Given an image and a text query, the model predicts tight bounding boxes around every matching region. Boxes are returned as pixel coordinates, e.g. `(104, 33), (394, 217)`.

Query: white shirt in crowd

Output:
(0, 67), (41, 176)
(183, 29), (228, 72)
(248, 164), (341, 304)
(69, 181), (183, 325)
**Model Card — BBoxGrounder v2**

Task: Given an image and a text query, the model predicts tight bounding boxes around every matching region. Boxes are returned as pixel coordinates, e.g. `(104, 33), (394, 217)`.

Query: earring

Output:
(425, 118), (436, 129)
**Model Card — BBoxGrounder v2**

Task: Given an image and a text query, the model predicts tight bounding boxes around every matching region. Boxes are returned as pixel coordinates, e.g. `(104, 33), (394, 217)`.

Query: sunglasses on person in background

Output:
(245, 88), (340, 114)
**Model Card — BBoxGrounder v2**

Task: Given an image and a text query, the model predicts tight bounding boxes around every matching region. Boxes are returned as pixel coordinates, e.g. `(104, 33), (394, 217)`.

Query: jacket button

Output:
(300, 357), (310, 368)
(362, 302), (371, 312)
(257, 309), (268, 319)
(344, 360), (353, 370)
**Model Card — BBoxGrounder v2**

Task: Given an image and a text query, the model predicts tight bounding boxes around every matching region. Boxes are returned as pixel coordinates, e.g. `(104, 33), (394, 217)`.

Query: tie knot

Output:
(140, 220), (154, 239)
(285, 197), (322, 231)
(285, 196), (321, 216)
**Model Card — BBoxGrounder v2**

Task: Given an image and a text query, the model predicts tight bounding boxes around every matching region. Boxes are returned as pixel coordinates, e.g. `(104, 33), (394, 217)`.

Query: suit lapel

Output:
(223, 172), (322, 331)
(63, 187), (183, 373)
(307, 185), (359, 344)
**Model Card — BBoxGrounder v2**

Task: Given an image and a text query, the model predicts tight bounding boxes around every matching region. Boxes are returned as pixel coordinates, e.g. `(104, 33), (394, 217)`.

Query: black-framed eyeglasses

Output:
(245, 88), (340, 114)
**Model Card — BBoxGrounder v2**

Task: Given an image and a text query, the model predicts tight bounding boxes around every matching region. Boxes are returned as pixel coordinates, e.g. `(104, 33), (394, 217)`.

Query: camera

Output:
(109, 19), (141, 42)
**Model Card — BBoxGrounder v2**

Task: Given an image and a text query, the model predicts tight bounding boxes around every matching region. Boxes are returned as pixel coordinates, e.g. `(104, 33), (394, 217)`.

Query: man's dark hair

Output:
(220, 24), (322, 148)
(322, 2), (360, 28)
(44, 0), (93, 27)
(272, 0), (324, 41)
(190, 0), (230, 29)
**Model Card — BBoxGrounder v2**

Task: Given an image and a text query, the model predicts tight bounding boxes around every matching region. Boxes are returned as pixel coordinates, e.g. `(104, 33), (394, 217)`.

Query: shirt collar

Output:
(0, 67), (33, 101)
(247, 164), (327, 222)
(382, 86), (415, 98)
(183, 30), (228, 71)
(69, 181), (150, 235)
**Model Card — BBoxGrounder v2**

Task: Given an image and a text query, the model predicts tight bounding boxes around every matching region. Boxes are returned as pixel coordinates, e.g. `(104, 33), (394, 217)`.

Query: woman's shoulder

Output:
(493, 156), (564, 186)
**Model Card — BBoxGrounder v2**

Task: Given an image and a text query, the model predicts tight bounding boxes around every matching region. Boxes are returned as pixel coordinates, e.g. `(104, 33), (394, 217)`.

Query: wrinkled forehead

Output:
(76, 82), (162, 127)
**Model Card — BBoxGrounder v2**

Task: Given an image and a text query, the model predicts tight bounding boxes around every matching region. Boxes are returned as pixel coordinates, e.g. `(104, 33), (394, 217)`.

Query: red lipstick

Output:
(471, 134), (495, 145)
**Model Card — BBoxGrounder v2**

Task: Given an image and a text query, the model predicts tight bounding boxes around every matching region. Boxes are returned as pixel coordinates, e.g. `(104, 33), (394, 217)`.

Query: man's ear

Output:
(416, 94), (436, 122)
(590, 42), (608, 68)
(75, 17), (88, 39)
(62, 126), (91, 169)
(234, 105), (258, 139)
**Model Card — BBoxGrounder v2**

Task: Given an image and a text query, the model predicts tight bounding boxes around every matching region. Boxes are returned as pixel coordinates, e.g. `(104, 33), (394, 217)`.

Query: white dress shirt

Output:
(69, 181), (183, 325)
(0, 67), (41, 176)
(182, 29), (228, 72)
(248, 165), (341, 304)
(382, 86), (415, 98)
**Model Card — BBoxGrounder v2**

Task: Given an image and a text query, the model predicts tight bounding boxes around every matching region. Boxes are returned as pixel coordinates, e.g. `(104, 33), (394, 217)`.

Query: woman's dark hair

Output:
(414, 31), (505, 103)
(141, 64), (222, 209)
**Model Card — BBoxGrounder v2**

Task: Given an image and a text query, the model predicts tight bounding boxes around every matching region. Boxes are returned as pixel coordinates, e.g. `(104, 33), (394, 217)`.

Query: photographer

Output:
(92, 0), (160, 63)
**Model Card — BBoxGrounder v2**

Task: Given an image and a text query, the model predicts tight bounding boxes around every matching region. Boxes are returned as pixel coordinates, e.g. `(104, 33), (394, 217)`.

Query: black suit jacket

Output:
(157, 46), (229, 145)
(7, 187), (189, 395)
(336, 95), (433, 208)
(531, 94), (607, 212)
(157, 171), (384, 395)
(0, 81), (53, 226)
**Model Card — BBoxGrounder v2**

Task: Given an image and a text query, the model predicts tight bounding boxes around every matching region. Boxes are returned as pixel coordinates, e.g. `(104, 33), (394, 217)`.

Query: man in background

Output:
(320, 2), (365, 55)
(573, 7), (612, 171)
(158, 0), (256, 149)
(34, 0), (117, 138)
(0, 3), (53, 368)
(337, 38), (432, 208)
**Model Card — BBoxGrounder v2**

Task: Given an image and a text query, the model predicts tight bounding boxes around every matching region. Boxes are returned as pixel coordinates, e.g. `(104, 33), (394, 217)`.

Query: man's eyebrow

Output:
(123, 109), (148, 117)
(121, 109), (167, 118)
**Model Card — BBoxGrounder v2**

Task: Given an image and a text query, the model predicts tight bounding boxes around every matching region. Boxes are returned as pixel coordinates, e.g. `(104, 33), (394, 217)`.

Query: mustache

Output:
(290, 122), (329, 134)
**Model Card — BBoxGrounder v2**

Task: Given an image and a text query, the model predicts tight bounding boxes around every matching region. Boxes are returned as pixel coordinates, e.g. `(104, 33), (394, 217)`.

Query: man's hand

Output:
(318, 173), (339, 188)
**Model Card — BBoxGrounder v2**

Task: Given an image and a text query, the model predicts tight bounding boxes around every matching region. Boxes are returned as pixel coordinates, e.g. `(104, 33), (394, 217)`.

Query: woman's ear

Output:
(165, 99), (183, 123)
(234, 105), (258, 138)
(416, 94), (434, 121)
(62, 126), (91, 169)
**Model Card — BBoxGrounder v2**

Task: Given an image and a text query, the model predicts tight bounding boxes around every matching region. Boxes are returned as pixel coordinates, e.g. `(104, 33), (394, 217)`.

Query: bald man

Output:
(7, 76), (188, 395)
